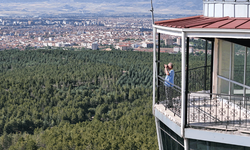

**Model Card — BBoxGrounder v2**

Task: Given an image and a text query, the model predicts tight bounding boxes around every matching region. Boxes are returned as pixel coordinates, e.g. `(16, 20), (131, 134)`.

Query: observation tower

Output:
(152, 0), (250, 149)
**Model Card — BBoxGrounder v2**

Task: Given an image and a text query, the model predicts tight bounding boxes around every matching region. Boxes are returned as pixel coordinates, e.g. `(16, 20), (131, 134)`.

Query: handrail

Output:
(175, 65), (212, 74)
(218, 75), (250, 90)
(157, 65), (250, 130)
(159, 65), (211, 92)
(158, 75), (181, 90)
(157, 75), (182, 117)
(189, 91), (250, 99)
(187, 91), (250, 130)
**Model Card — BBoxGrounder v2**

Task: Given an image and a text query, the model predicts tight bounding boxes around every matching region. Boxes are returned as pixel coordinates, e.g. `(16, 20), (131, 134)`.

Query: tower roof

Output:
(155, 15), (250, 29)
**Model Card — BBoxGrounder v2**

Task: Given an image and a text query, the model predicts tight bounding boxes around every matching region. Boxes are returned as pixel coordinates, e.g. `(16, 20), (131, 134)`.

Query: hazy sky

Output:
(0, 0), (202, 16)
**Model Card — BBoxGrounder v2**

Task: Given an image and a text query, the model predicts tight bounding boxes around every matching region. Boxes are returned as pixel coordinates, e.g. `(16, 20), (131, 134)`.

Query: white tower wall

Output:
(203, 0), (250, 18)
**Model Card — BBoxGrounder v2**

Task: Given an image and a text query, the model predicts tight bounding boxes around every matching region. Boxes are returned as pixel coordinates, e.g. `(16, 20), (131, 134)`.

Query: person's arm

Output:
(164, 64), (170, 76)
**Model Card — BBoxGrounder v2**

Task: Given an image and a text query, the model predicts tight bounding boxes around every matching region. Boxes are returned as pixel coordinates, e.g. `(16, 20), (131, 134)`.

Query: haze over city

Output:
(0, 0), (202, 17)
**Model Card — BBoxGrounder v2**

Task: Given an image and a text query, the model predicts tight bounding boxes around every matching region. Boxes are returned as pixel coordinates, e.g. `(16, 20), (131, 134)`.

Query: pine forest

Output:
(0, 48), (209, 149)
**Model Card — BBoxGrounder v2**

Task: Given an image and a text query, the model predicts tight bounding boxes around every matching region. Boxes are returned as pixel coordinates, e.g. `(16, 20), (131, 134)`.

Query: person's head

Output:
(168, 63), (173, 69)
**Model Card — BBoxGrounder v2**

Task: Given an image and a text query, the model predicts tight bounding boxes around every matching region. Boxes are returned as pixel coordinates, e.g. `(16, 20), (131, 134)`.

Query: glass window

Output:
(230, 83), (245, 108)
(215, 4), (223, 17)
(231, 83), (244, 97)
(217, 40), (250, 112)
(218, 40), (231, 78)
(246, 48), (250, 87)
(224, 4), (234, 17)
(189, 139), (250, 150)
(218, 78), (229, 95)
(160, 121), (184, 150)
(235, 5), (248, 18)
(232, 44), (245, 84)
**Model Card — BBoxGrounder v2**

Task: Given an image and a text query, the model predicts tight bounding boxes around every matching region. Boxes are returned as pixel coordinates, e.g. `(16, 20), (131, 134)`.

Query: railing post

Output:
(157, 33), (161, 103)
(243, 46), (247, 106)
(204, 40), (207, 91)
(153, 27), (156, 112)
(210, 40), (214, 97)
(181, 32), (187, 138)
(185, 37), (189, 126)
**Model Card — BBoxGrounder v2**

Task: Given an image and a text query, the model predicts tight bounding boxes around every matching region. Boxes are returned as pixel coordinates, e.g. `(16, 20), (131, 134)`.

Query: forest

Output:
(0, 48), (209, 149)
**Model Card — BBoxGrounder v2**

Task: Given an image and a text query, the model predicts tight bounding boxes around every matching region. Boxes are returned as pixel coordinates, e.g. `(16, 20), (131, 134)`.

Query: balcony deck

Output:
(155, 91), (250, 135)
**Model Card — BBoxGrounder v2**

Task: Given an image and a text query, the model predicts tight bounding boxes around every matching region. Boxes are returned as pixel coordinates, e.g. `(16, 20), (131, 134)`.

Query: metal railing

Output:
(187, 92), (250, 130)
(158, 76), (182, 117)
(157, 65), (250, 130)
(174, 65), (211, 92)
(157, 65), (211, 117)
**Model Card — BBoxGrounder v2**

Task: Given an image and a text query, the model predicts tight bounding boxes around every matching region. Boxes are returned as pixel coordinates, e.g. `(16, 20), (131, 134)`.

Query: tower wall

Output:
(203, 0), (250, 18)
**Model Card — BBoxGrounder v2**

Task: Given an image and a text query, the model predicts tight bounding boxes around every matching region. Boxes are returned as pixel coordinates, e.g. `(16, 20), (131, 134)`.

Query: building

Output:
(165, 38), (174, 46)
(28, 21), (33, 25)
(152, 0), (250, 150)
(49, 37), (54, 41)
(176, 37), (181, 45)
(55, 42), (63, 47)
(189, 47), (193, 54)
(131, 43), (140, 48)
(142, 42), (153, 48)
(173, 47), (180, 53)
(38, 37), (43, 41)
(115, 45), (131, 51)
(92, 42), (98, 50)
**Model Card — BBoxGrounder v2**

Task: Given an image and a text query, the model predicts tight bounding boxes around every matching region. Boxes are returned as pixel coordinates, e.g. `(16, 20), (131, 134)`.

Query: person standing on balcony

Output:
(164, 63), (174, 107)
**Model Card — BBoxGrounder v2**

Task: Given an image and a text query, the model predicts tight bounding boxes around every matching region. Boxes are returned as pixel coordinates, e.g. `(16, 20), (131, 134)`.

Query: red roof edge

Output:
(184, 17), (229, 28)
(155, 15), (250, 29)
(154, 15), (203, 24)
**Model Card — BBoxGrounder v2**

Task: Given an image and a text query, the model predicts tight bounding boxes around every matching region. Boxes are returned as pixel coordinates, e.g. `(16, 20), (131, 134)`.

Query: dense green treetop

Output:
(0, 48), (209, 149)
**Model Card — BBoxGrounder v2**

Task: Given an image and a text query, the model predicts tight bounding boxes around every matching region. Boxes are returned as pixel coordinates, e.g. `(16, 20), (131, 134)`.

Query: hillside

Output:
(0, 49), (207, 149)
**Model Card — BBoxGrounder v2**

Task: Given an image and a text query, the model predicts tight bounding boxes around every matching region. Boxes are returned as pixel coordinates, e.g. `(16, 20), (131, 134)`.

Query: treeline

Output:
(0, 49), (207, 149)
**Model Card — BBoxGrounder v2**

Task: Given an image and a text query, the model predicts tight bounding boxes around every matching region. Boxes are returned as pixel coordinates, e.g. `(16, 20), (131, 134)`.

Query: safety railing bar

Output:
(158, 75), (181, 90)
(189, 91), (250, 99)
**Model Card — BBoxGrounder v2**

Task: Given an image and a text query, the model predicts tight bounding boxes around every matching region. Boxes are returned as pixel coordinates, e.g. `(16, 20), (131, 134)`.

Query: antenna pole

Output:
(150, 0), (155, 25)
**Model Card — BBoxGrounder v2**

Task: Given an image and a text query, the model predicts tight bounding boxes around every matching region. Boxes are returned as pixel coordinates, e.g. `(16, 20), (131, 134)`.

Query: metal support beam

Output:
(243, 46), (247, 106)
(184, 138), (189, 150)
(181, 32), (187, 138)
(210, 40), (214, 98)
(153, 28), (163, 150)
(157, 33), (161, 103)
(155, 118), (163, 150)
(204, 40), (208, 90)
(185, 37), (189, 126)
(229, 43), (233, 95)
(153, 27), (156, 113)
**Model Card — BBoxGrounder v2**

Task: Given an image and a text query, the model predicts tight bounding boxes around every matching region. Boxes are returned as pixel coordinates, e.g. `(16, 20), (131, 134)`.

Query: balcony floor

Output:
(155, 92), (250, 135)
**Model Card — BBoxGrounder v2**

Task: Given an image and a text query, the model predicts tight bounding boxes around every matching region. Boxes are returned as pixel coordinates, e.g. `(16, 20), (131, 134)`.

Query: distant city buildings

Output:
(141, 42), (153, 48)
(0, 17), (208, 54)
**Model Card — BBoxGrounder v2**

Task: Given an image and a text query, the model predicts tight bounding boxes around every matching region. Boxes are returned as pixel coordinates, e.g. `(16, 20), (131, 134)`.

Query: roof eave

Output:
(153, 24), (250, 39)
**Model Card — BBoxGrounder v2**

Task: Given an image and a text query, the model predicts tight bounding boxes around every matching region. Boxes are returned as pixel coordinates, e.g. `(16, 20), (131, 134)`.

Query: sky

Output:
(0, 0), (203, 17)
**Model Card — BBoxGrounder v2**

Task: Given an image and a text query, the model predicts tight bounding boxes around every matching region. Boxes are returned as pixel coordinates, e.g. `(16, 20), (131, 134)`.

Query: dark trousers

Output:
(165, 86), (173, 107)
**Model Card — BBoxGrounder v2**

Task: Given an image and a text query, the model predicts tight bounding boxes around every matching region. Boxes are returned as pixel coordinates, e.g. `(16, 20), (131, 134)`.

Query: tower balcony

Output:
(152, 15), (250, 150)
(156, 68), (250, 132)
